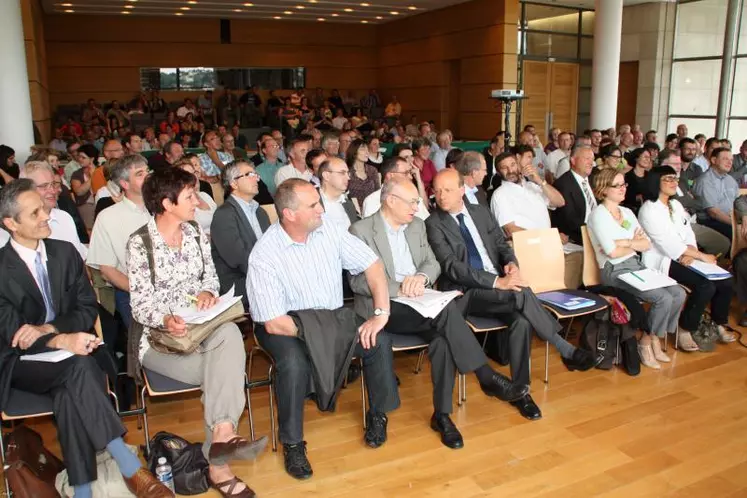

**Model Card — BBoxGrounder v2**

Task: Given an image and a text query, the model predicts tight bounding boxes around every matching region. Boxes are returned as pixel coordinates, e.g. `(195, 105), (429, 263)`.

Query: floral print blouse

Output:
(127, 217), (219, 359)
(348, 163), (381, 207)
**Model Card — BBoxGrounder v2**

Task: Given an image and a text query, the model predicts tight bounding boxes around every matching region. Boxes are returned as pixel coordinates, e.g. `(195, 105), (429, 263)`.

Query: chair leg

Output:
(0, 424), (10, 498)
(544, 342), (550, 384)
(140, 385), (151, 458)
(457, 373), (463, 407)
(247, 350), (256, 441)
(414, 349), (426, 374)
(268, 364), (277, 452)
(481, 331), (490, 350)
(359, 359), (367, 430)
(460, 374), (466, 403)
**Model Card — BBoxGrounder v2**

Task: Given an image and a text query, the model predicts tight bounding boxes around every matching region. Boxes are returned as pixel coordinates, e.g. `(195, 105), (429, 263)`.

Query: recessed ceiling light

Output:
(180, 6), (190, 10)
(361, 20), (368, 23)
(61, 2), (73, 5)
(375, 15), (382, 19)
(390, 11), (399, 15)
(175, 12), (183, 15)
(273, 15), (282, 19)
(121, 10), (130, 14)
(283, 10), (292, 14)
(309, 0), (317, 3)
(124, 5), (134, 8)
(317, 17), (325, 21)
(244, 2), (254, 6)
(124, 0), (137, 2)
(296, 5), (305, 9)
(408, 6), (417, 10)
(360, 2), (370, 6)
(188, 1), (197, 4)
(64, 9), (74, 12)
(234, 8), (242, 12)
(344, 8), (353, 12)
(331, 13), (338, 16)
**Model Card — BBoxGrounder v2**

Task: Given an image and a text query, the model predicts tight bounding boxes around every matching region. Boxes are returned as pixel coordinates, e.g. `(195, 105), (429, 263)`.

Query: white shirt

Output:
(321, 190), (351, 229)
(533, 147), (547, 177)
(638, 199), (697, 274)
(10, 238), (48, 294)
(693, 155), (709, 172)
(194, 191), (218, 235)
(571, 170), (597, 223)
(449, 207), (497, 274)
(49, 208), (87, 260)
(555, 157), (572, 179)
(491, 179), (550, 230)
(95, 186), (112, 204)
(383, 219), (417, 282)
(545, 148), (569, 177)
(464, 185), (479, 205)
(587, 204), (641, 268)
(431, 146), (452, 172)
(362, 188), (429, 220)
(274, 164), (313, 187)
(0, 230), (9, 247)
(332, 117), (348, 130)
(87, 196), (150, 275)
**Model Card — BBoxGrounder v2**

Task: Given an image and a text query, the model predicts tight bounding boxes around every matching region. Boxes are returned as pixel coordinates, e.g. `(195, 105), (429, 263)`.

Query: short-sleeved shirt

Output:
(49, 208), (87, 260)
(256, 159), (284, 195)
(246, 217), (378, 323)
(693, 167), (739, 220)
(491, 179), (550, 230)
(199, 151), (233, 177)
(87, 196), (150, 276)
(587, 204), (641, 268)
(274, 164), (313, 188)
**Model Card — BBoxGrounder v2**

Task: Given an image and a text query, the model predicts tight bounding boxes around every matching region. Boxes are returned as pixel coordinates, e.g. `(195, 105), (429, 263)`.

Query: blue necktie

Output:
(34, 252), (56, 323)
(456, 213), (484, 271)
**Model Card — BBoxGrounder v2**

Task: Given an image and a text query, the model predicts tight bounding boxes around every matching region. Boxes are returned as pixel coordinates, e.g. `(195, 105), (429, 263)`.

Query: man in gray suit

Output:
(210, 160), (271, 309)
(349, 177), (528, 449)
(426, 169), (599, 421)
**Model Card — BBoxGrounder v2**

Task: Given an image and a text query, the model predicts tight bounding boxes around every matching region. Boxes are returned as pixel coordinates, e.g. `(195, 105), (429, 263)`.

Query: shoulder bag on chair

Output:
(133, 221), (245, 355)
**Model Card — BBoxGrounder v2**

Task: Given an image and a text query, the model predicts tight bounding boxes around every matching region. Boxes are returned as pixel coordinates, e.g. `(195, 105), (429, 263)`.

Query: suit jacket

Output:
(210, 196), (271, 308)
(551, 170), (587, 245)
(425, 203), (517, 292)
(349, 212), (440, 318)
(0, 239), (98, 409)
(317, 188), (360, 226)
(482, 148), (499, 192)
(462, 188), (488, 209)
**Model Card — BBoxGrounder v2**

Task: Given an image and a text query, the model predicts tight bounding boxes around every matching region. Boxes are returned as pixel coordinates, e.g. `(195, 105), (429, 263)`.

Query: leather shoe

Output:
(430, 412), (464, 449)
(364, 411), (388, 448)
(562, 348), (602, 372)
(510, 394), (542, 420)
(122, 468), (173, 498)
(479, 372), (529, 402)
(283, 442), (313, 480)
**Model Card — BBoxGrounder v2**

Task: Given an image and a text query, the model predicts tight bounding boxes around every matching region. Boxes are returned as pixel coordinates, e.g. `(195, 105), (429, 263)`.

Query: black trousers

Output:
(668, 260), (734, 329)
(11, 353), (125, 486)
(456, 287), (563, 386)
(385, 301), (487, 414)
(255, 317), (400, 445)
(701, 218), (732, 241)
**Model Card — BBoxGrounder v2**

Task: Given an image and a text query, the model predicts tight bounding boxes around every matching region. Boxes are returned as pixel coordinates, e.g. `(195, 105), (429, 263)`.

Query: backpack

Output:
(147, 432), (209, 495)
(580, 307), (640, 375)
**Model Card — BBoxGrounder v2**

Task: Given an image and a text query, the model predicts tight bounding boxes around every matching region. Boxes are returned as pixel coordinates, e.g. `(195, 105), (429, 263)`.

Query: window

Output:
(139, 67), (306, 91)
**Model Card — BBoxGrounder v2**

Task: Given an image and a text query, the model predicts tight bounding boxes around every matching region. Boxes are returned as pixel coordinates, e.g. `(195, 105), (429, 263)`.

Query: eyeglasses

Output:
(327, 170), (349, 176)
(661, 176), (679, 183)
(235, 171), (259, 181)
(609, 183), (628, 189)
(609, 154), (623, 159)
(391, 193), (422, 207)
(36, 181), (62, 191)
(393, 169), (413, 176)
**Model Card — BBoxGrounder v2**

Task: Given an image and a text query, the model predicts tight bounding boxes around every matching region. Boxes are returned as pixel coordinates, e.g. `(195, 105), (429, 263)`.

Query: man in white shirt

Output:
(176, 98), (196, 120)
(430, 132), (453, 172)
(87, 155), (150, 329)
(517, 130), (546, 179)
(274, 137), (313, 187)
(544, 132), (573, 184)
(362, 156), (429, 220)
(318, 157), (358, 229)
(18, 162), (87, 260)
(331, 109), (348, 130)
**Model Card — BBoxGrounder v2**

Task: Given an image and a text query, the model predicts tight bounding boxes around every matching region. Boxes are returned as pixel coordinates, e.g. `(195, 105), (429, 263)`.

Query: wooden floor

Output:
(21, 317), (747, 498)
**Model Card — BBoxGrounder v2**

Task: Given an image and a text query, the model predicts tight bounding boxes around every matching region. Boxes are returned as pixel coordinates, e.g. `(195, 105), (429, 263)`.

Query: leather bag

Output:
(5, 426), (65, 498)
(147, 432), (209, 495)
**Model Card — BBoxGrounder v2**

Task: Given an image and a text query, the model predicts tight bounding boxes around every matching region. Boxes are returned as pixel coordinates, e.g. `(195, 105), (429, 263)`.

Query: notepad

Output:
(393, 289), (462, 318)
(173, 286), (244, 325)
(617, 269), (678, 291)
(687, 261), (732, 281)
(537, 291), (597, 311)
(21, 350), (74, 363)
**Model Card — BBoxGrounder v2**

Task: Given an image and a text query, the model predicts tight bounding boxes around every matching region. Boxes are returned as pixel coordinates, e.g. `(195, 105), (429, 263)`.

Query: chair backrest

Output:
(261, 203), (278, 224)
(511, 228), (566, 293)
(731, 209), (747, 259)
(580, 226), (601, 287)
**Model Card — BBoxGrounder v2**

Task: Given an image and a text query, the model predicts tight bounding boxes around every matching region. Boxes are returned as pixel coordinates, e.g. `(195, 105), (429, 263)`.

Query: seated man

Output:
(317, 157), (359, 229)
(0, 180), (170, 498)
(362, 156), (430, 219)
(454, 151), (489, 207)
(350, 177), (528, 440)
(693, 147), (739, 240)
(210, 160), (271, 309)
(246, 179), (400, 480)
(427, 170), (599, 420)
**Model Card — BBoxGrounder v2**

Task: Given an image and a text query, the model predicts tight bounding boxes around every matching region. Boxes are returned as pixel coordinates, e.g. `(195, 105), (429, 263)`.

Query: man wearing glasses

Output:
(350, 176), (529, 449)
(361, 156), (430, 219)
(17, 161), (87, 260)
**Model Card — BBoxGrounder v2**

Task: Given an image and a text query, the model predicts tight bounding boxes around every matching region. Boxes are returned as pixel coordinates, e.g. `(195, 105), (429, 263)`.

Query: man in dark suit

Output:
(211, 160), (271, 309)
(426, 169), (599, 420)
(482, 132), (505, 192)
(550, 145), (597, 246)
(0, 179), (170, 498)
(455, 151), (489, 207)
(350, 177), (528, 448)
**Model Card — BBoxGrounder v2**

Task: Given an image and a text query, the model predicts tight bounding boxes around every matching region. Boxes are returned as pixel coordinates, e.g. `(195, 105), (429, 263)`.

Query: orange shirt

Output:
(91, 166), (106, 195)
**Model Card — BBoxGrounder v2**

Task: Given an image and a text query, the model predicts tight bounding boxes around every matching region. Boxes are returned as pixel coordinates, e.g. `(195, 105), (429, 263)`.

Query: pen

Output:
(186, 294), (199, 303)
(630, 271), (645, 282)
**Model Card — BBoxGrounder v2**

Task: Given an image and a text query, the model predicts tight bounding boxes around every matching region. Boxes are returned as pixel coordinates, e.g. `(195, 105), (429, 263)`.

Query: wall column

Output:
(0, 0), (35, 161)
(715, 0), (742, 137)
(590, 0), (623, 130)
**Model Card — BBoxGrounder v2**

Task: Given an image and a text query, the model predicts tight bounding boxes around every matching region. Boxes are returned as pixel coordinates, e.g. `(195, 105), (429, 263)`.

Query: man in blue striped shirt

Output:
(247, 179), (399, 480)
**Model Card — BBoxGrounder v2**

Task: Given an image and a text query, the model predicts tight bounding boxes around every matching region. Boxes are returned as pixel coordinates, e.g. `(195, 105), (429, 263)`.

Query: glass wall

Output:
(668, 0), (746, 144)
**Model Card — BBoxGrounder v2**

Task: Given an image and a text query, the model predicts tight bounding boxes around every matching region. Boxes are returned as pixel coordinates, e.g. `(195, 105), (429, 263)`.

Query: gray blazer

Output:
(349, 212), (440, 318)
(210, 195), (271, 308)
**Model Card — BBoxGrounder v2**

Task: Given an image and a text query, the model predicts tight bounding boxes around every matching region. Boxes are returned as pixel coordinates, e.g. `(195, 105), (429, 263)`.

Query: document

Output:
(392, 289), (462, 318)
(537, 291), (597, 311)
(687, 261), (731, 281)
(617, 268), (678, 291)
(173, 286), (244, 325)
(21, 350), (74, 363)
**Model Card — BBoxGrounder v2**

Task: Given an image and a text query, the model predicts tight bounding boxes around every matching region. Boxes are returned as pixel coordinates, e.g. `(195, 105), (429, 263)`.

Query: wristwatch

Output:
(373, 308), (390, 317)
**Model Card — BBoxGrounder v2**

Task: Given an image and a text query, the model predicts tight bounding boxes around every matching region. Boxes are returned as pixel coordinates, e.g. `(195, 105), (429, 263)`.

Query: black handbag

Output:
(147, 432), (209, 495)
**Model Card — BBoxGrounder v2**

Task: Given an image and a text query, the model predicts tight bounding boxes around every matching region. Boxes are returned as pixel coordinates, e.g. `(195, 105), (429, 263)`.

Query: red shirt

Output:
(160, 121), (180, 135)
(61, 122), (83, 136)
(418, 159), (438, 196)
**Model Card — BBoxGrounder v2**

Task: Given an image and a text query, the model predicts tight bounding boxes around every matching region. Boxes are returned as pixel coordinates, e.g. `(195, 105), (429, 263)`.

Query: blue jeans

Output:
(114, 289), (132, 330)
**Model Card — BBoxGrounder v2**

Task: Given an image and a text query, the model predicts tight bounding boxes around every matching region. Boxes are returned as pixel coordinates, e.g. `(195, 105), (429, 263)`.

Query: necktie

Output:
(34, 252), (56, 323)
(456, 213), (484, 271)
(581, 178), (597, 220)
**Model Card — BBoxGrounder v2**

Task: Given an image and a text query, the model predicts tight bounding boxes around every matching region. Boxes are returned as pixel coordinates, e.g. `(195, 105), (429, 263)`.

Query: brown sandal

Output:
(208, 435), (268, 465)
(210, 476), (256, 498)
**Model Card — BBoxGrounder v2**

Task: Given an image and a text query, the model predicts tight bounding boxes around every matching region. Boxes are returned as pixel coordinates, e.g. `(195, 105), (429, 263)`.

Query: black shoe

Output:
(739, 312), (747, 328)
(283, 442), (313, 480)
(364, 411), (388, 448)
(510, 394), (542, 420)
(562, 348), (602, 372)
(430, 412), (464, 449)
(478, 372), (529, 402)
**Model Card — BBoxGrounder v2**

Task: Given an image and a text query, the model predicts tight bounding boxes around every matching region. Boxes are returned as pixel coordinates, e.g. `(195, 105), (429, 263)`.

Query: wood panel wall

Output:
(21, 0), (51, 143)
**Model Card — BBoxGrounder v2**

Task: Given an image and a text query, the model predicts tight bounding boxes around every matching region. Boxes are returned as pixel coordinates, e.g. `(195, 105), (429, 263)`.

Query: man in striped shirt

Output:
(246, 179), (399, 480)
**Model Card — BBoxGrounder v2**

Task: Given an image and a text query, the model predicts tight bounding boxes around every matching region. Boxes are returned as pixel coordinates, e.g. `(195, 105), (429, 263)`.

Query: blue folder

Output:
(537, 291), (597, 311)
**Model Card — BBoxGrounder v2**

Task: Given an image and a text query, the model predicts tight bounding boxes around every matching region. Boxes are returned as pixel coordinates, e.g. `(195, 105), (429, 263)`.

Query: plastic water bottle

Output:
(155, 457), (175, 495)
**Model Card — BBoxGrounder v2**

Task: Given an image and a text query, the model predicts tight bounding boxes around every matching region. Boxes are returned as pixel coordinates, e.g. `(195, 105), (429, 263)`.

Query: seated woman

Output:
(70, 144), (99, 229)
(127, 169), (265, 498)
(346, 138), (380, 206)
(639, 166), (736, 352)
(176, 157), (218, 235)
(587, 168), (687, 369)
(623, 148), (653, 214)
(411, 138), (438, 196)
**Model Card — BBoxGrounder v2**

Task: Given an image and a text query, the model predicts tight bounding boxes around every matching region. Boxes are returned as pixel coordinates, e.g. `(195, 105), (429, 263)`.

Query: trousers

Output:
(141, 323), (247, 459)
(668, 260), (733, 330)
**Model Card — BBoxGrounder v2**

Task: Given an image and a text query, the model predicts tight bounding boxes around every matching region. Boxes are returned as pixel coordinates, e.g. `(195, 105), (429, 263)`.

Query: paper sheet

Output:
(21, 350), (74, 363)
(617, 269), (678, 291)
(392, 289), (462, 318)
(172, 286), (243, 324)
(687, 260), (732, 280)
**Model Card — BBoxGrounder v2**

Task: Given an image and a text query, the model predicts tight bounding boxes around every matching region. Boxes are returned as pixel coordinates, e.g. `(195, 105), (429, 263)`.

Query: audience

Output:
(411, 138), (438, 196)
(362, 156), (429, 219)
(346, 138), (380, 207)
(274, 137), (313, 186)
(622, 147), (653, 213)
(693, 147), (738, 240)
(175, 158), (217, 235)
(454, 151), (489, 207)
(317, 157), (359, 229)
(544, 132), (573, 184)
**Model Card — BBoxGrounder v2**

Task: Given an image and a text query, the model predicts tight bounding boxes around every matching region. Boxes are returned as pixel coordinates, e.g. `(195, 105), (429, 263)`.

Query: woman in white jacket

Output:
(638, 165), (735, 352)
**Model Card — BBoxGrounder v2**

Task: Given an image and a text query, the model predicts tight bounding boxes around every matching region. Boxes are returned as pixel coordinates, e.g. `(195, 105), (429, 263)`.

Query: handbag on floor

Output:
(5, 426), (65, 498)
(147, 432), (209, 495)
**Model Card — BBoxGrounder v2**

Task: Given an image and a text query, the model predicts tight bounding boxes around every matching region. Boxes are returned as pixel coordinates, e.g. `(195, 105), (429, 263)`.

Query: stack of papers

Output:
(21, 350), (74, 363)
(393, 289), (462, 318)
(173, 286), (243, 324)
(538, 291), (597, 311)
(618, 269), (677, 291)
(688, 261), (731, 280)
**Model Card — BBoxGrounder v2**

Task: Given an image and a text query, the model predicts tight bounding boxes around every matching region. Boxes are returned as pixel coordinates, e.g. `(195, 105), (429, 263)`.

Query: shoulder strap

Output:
(186, 220), (205, 280)
(132, 223), (156, 286)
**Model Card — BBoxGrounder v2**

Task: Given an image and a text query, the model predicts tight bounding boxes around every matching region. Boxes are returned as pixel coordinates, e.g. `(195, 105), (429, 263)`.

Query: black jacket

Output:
(551, 170), (588, 245)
